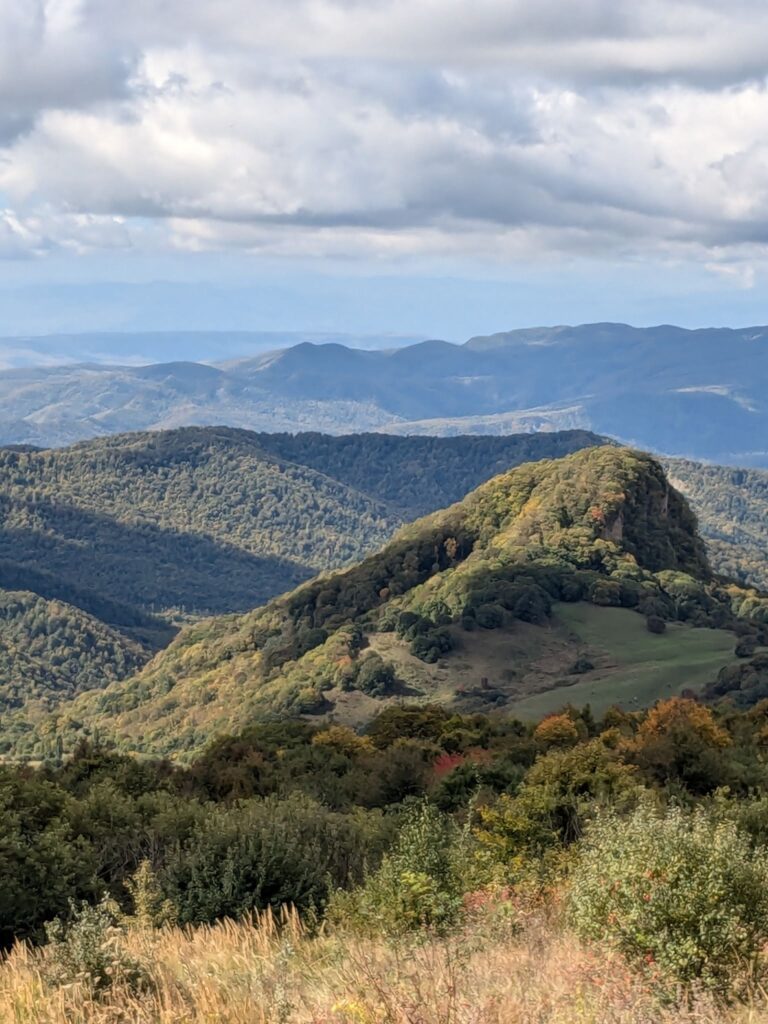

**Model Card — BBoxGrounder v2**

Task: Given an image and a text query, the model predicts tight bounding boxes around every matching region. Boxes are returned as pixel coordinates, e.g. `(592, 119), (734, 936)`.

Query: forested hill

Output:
(2, 427), (767, 629)
(0, 428), (603, 725)
(0, 427), (603, 621)
(3, 426), (768, 747)
(2, 323), (768, 465)
(664, 460), (768, 592)
(252, 429), (607, 517)
(40, 446), (768, 759)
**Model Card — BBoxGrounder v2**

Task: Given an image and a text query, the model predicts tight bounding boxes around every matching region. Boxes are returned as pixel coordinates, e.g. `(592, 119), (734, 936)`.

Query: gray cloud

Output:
(1, 0), (768, 273)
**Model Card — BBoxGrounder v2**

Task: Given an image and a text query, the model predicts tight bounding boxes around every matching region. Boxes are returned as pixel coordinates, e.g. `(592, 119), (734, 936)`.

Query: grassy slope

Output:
(0, 909), (758, 1024)
(317, 606), (741, 726)
(509, 604), (741, 719)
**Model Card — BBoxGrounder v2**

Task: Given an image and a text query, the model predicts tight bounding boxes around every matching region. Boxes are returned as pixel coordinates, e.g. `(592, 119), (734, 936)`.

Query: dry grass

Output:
(2, 909), (768, 1024)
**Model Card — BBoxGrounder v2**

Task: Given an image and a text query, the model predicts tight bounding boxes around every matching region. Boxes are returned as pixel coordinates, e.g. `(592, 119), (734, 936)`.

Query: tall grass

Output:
(2, 907), (767, 1024)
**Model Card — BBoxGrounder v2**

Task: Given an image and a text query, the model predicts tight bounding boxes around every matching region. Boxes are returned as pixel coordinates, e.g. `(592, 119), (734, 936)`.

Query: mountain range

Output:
(1, 323), (768, 464)
(0, 330), (420, 369)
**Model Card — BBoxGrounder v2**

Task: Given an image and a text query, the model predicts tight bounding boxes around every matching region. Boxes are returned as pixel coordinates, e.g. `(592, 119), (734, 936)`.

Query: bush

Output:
(329, 801), (474, 936)
(569, 657), (594, 675)
(736, 638), (758, 658)
(124, 860), (177, 929)
(475, 604), (504, 629)
(165, 794), (377, 924)
(355, 654), (397, 697)
(396, 612), (430, 640)
(477, 739), (638, 859)
(44, 896), (147, 995)
(590, 580), (622, 607)
(646, 615), (666, 634)
(513, 586), (551, 624)
(410, 628), (454, 663)
(569, 804), (768, 995)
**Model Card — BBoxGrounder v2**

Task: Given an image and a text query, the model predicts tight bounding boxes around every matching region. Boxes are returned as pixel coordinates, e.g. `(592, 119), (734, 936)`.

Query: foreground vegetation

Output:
(6, 907), (768, 1024)
(9, 696), (768, 1018)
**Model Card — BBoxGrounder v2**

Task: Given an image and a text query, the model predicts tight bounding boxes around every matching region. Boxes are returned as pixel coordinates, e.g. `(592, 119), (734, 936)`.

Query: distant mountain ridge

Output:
(0, 330), (421, 369)
(1, 323), (767, 464)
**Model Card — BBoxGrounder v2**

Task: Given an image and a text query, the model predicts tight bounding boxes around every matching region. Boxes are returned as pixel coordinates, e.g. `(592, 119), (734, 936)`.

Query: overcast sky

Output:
(2, 0), (768, 339)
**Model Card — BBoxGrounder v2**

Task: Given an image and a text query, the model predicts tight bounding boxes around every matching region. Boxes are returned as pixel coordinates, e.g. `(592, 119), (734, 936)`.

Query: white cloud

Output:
(1, 0), (768, 273)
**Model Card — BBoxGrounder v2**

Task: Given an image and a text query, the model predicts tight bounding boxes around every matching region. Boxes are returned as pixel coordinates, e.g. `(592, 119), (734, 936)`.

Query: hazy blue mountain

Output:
(0, 330), (420, 369)
(0, 323), (766, 463)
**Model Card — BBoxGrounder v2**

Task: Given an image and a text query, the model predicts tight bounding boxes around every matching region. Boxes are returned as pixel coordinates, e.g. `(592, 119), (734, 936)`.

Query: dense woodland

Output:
(665, 457), (768, 591)
(0, 427), (605, 622)
(0, 591), (146, 711)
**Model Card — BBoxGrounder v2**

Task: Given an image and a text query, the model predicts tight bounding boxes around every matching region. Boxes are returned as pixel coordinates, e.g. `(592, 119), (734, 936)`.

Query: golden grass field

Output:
(4, 908), (768, 1024)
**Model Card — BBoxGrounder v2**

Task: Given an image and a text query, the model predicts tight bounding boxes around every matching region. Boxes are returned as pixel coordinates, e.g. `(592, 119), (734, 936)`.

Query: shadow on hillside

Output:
(0, 497), (314, 625)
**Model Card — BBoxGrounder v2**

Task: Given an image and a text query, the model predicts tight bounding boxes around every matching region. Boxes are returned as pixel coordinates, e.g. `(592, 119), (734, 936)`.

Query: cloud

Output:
(1, 0), (768, 273)
(0, 1), (134, 144)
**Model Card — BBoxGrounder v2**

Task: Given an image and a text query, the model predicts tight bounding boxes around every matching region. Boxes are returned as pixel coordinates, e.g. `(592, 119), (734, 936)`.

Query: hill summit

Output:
(38, 444), (768, 758)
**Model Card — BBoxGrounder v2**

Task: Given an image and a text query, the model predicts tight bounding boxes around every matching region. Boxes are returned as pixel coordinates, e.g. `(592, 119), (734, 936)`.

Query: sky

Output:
(2, 0), (768, 340)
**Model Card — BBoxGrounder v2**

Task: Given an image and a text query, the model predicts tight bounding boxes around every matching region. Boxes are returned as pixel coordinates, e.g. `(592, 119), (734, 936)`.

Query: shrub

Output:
(534, 713), (581, 748)
(355, 654), (397, 697)
(590, 580), (622, 607)
(396, 612), (429, 640)
(44, 896), (148, 995)
(410, 628), (454, 663)
(646, 615), (666, 634)
(475, 603), (504, 629)
(629, 698), (730, 794)
(513, 586), (551, 624)
(569, 657), (594, 675)
(165, 794), (376, 924)
(124, 860), (177, 929)
(736, 638), (758, 658)
(569, 803), (768, 995)
(477, 739), (638, 859)
(329, 801), (474, 936)
(366, 705), (449, 747)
